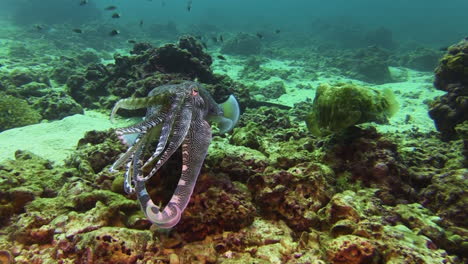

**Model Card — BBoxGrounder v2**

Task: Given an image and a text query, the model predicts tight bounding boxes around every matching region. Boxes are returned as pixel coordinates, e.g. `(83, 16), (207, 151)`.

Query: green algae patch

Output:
(305, 83), (399, 136)
(71, 190), (138, 213)
(0, 93), (42, 131)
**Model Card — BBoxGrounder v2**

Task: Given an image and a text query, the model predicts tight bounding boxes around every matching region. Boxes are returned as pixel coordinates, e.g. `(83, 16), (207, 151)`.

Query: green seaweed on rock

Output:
(0, 93), (42, 131)
(305, 83), (399, 136)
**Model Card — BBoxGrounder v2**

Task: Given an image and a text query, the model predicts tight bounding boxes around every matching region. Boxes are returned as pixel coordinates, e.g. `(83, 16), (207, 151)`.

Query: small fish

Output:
(275, 29), (281, 34)
(72, 28), (83, 33)
(161, 0), (166, 6)
(217, 55), (226, 60)
(211, 36), (218, 43)
(109, 29), (120, 36)
(139, 20), (144, 27)
(79, 0), (88, 6)
(256, 33), (263, 39)
(219, 35), (223, 42)
(439, 46), (448, 51)
(195, 35), (203, 40)
(128, 40), (136, 44)
(34, 25), (44, 31)
(187, 0), (192, 11)
(112, 13), (121, 19)
(105, 6), (117, 11)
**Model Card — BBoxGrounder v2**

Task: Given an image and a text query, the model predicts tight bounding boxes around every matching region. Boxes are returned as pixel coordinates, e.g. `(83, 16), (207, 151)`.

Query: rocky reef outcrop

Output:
(429, 38), (468, 140)
(66, 36), (223, 110)
(0, 93), (42, 131)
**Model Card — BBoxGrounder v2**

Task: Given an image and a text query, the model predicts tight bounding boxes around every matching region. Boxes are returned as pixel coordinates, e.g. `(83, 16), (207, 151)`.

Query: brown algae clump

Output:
(305, 83), (398, 136)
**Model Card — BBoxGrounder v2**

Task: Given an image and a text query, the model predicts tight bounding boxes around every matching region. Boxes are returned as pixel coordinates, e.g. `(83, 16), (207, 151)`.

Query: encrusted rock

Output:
(174, 173), (256, 241)
(65, 130), (125, 175)
(31, 90), (84, 120)
(322, 127), (413, 205)
(326, 235), (376, 264)
(248, 163), (334, 231)
(429, 38), (468, 139)
(0, 93), (42, 131)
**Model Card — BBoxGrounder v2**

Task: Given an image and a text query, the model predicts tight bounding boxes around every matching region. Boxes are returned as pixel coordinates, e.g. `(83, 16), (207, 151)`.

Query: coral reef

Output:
(318, 190), (459, 264)
(429, 38), (468, 139)
(1, 35), (466, 264)
(49, 51), (100, 84)
(174, 172), (256, 241)
(66, 36), (219, 109)
(305, 83), (398, 136)
(321, 127), (413, 205)
(434, 39), (468, 89)
(1, 109), (466, 263)
(248, 163), (335, 231)
(455, 121), (468, 165)
(0, 93), (42, 131)
(65, 130), (125, 175)
(0, 68), (50, 92)
(0, 150), (74, 227)
(325, 235), (376, 264)
(31, 90), (83, 120)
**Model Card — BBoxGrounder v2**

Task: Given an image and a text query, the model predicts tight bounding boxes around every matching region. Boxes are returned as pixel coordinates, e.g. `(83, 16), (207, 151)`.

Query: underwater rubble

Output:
(0, 36), (466, 264)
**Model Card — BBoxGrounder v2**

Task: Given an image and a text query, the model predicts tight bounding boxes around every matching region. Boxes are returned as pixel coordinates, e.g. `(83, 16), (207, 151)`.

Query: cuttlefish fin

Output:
(209, 95), (240, 134)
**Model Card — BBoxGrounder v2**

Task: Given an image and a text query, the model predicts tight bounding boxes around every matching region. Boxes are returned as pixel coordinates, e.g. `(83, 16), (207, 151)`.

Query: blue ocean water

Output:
(1, 0), (467, 45)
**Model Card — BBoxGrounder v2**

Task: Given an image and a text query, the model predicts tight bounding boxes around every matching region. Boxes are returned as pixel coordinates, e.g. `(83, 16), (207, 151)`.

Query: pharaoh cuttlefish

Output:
(110, 81), (239, 228)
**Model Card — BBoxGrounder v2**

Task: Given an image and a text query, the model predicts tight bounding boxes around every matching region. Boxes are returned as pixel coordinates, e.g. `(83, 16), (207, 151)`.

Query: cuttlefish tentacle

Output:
(110, 133), (144, 172)
(121, 133), (150, 194)
(110, 93), (171, 123)
(115, 112), (166, 136)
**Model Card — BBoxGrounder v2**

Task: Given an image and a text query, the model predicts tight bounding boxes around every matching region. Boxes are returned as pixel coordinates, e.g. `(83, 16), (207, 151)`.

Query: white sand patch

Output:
(374, 68), (443, 134)
(0, 110), (121, 165)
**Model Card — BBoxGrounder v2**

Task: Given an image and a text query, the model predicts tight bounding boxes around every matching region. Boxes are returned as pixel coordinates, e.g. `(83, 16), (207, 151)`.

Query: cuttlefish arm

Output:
(136, 103), (211, 228)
